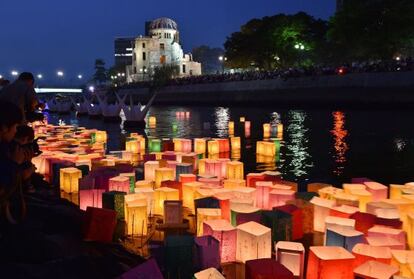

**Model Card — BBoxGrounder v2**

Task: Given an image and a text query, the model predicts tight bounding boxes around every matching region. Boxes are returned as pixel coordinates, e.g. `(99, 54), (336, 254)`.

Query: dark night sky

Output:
(0, 0), (334, 83)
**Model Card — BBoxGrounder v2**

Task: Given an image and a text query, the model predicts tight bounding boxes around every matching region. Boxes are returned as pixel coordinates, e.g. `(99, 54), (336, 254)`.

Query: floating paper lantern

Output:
(154, 168), (175, 188)
(268, 189), (295, 208)
(148, 116), (156, 127)
(205, 159), (223, 178)
(275, 204), (304, 240)
(333, 192), (360, 207)
(164, 200), (183, 224)
(390, 184), (406, 199)
(366, 236), (405, 250)
(354, 260), (399, 279)
(176, 163), (193, 179)
(83, 207), (117, 243)
(134, 188), (155, 216)
(330, 205), (359, 219)
(352, 243), (392, 267)
(214, 139), (230, 153)
(194, 138), (207, 154)
(154, 187), (179, 215)
(368, 225), (406, 248)
(109, 176), (130, 193)
(230, 204), (261, 227)
(306, 246), (355, 279)
(103, 191), (127, 219)
(275, 241), (305, 279)
(407, 212), (414, 249)
(239, 117), (245, 123)
(197, 208), (222, 236)
(236, 221), (271, 263)
(194, 236), (221, 271)
(364, 181), (388, 201)
(366, 201), (399, 220)
(60, 167), (82, 193)
(226, 161), (244, 180)
(228, 121), (235, 135)
(246, 173), (265, 187)
(255, 181), (273, 209)
(223, 179), (246, 190)
(230, 137), (241, 150)
(179, 174), (196, 184)
(349, 189), (372, 212)
(120, 172), (136, 193)
(126, 199), (147, 236)
(208, 141), (220, 155)
(310, 197), (335, 232)
(319, 186), (344, 200)
(194, 268), (225, 279)
(125, 140), (140, 154)
(149, 139), (162, 152)
(391, 250), (414, 278)
(94, 131), (107, 143)
(79, 189), (104, 210)
(350, 212), (377, 235)
(182, 182), (204, 213)
(263, 124), (271, 138)
(325, 216), (356, 231)
(326, 226), (364, 252)
(135, 180), (154, 189)
(383, 199), (414, 231)
(203, 219), (237, 263)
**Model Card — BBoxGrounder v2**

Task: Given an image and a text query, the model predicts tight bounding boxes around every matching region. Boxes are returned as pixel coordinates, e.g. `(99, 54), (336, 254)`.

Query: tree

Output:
(150, 64), (179, 91)
(93, 59), (108, 84)
(328, 0), (414, 62)
(192, 45), (225, 74)
(224, 13), (328, 69)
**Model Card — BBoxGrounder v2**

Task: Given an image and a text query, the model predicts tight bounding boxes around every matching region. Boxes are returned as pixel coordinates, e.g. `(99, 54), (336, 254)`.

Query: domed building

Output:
(126, 17), (202, 82)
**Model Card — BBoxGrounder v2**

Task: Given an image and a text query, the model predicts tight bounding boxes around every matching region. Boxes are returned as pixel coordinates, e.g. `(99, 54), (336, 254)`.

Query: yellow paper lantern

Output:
(95, 131), (107, 143)
(196, 208), (222, 236)
(134, 188), (155, 216)
(391, 250), (414, 278)
(223, 179), (246, 190)
(226, 161), (244, 180)
(343, 183), (366, 194)
(126, 140), (140, 154)
(154, 187), (179, 215)
(144, 161), (159, 182)
(182, 182), (204, 213)
(125, 199), (148, 236)
(228, 121), (235, 135)
(310, 197), (335, 232)
(208, 141), (220, 155)
(60, 167), (82, 193)
(349, 189), (372, 212)
(239, 117), (245, 123)
(135, 180), (155, 189)
(194, 138), (207, 154)
(154, 167), (175, 188)
(230, 137), (241, 150)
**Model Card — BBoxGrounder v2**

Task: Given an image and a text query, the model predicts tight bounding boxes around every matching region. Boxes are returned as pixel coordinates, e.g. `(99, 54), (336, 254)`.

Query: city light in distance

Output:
(11, 71), (18, 76)
(37, 74), (43, 79)
(78, 74), (83, 79)
(57, 71), (64, 77)
(0, 75), (2, 79)
(89, 86), (95, 92)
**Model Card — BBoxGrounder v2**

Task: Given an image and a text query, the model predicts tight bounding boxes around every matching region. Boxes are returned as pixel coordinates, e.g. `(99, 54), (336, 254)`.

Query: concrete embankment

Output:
(118, 71), (414, 107)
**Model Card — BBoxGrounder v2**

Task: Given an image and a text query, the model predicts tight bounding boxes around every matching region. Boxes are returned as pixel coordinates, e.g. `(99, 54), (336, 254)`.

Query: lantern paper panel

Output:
(325, 226), (364, 252)
(391, 250), (414, 278)
(134, 188), (155, 216)
(349, 189), (372, 212)
(236, 221), (272, 263)
(224, 179), (246, 190)
(307, 183), (332, 193)
(109, 176), (131, 193)
(197, 208), (222, 236)
(366, 236), (405, 250)
(125, 140), (140, 154)
(126, 199), (148, 236)
(325, 216), (356, 231)
(120, 172), (136, 193)
(310, 197), (335, 232)
(350, 212), (377, 235)
(154, 187), (179, 215)
(79, 189), (104, 211)
(102, 191), (127, 220)
(351, 243), (392, 268)
(60, 167), (82, 193)
(135, 180), (154, 189)
(83, 207), (117, 243)
(275, 204), (304, 241)
(194, 268), (225, 279)
(164, 200), (183, 224)
(208, 141), (220, 155)
(364, 181), (388, 201)
(306, 246), (355, 279)
(367, 225), (406, 248)
(154, 167), (175, 188)
(275, 241), (305, 279)
(268, 189), (295, 209)
(194, 235), (221, 270)
(255, 181), (273, 209)
(195, 138), (207, 155)
(230, 204), (260, 226)
(226, 161), (244, 180)
(330, 205), (360, 219)
(203, 219), (237, 263)
(353, 260), (399, 279)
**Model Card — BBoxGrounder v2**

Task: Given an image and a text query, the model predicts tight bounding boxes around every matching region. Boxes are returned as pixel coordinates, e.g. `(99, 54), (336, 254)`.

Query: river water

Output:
(46, 106), (414, 190)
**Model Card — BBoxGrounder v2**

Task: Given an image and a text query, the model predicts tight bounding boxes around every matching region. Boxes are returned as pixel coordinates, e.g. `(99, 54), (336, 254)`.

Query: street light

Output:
(57, 71), (64, 77)
(0, 75), (3, 79)
(11, 71), (18, 76)
(89, 86), (95, 93)
(37, 74), (43, 79)
(78, 74), (83, 79)
(219, 56), (227, 74)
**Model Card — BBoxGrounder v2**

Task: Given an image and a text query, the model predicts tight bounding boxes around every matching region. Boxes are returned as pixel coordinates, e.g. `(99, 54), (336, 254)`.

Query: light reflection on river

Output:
(47, 106), (414, 186)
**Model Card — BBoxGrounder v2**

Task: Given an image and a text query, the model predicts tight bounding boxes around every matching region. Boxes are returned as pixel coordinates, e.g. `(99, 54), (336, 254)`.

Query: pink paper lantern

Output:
(352, 243), (392, 268)
(203, 219), (237, 263)
(275, 241), (305, 279)
(367, 225), (406, 249)
(353, 260), (399, 279)
(236, 221), (272, 263)
(364, 181), (388, 201)
(268, 189), (295, 209)
(109, 176), (130, 193)
(255, 181), (273, 209)
(79, 189), (104, 210)
(246, 173), (265, 187)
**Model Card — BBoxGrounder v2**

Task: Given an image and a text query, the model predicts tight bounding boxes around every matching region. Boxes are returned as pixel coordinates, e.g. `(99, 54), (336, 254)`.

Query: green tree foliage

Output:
(93, 59), (108, 84)
(150, 64), (179, 91)
(192, 45), (225, 74)
(224, 12), (328, 69)
(328, 0), (414, 61)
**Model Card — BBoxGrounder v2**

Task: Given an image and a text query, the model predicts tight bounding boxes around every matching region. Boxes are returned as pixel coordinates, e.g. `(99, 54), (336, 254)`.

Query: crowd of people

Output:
(0, 72), (46, 229)
(121, 57), (414, 88)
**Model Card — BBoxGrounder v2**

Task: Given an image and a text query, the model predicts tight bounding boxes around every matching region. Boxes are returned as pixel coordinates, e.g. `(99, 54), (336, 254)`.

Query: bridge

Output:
(34, 88), (83, 94)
